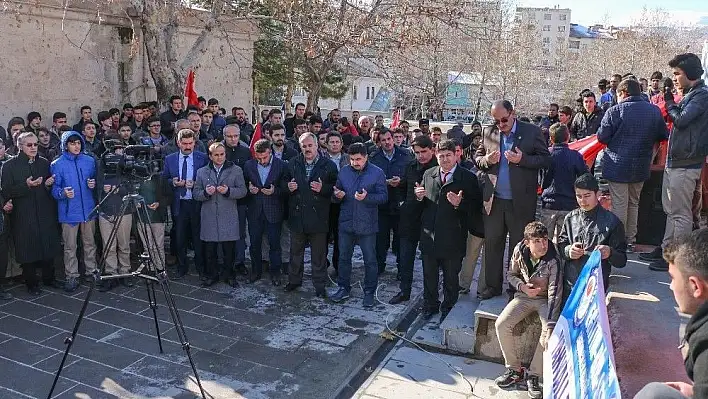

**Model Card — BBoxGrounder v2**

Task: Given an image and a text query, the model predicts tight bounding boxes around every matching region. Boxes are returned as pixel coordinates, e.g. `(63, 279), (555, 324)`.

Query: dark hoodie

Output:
(685, 300), (708, 397)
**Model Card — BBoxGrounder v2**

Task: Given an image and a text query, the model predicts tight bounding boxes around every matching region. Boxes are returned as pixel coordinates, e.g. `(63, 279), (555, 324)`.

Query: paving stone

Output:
(44, 335), (146, 369)
(0, 299), (58, 321)
(0, 337), (60, 365)
(207, 321), (264, 345)
(100, 328), (186, 359)
(53, 384), (119, 399)
(130, 287), (204, 312)
(0, 357), (75, 399)
(378, 358), (476, 395)
(220, 339), (307, 372)
(191, 303), (274, 328)
(32, 352), (81, 373)
(161, 325), (238, 353)
(0, 315), (65, 342)
(89, 291), (151, 314)
(364, 375), (468, 398)
(145, 305), (225, 332)
(32, 292), (106, 316)
(37, 309), (123, 341)
(87, 307), (173, 335)
(189, 348), (255, 377)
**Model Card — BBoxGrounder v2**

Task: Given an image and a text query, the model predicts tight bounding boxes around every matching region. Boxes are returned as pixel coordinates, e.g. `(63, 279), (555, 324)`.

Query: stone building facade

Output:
(0, 0), (256, 127)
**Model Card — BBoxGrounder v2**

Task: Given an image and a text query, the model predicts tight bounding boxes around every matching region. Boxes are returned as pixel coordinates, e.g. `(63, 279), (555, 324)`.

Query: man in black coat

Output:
(416, 139), (483, 321)
(475, 100), (551, 299)
(389, 135), (437, 305)
(223, 124), (252, 275)
(634, 228), (708, 399)
(283, 133), (338, 297)
(0, 132), (61, 295)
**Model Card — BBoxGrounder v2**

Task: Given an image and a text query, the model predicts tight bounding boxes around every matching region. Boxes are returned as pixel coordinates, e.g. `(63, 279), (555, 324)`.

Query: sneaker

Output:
(363, 293), (375, 308)
(527, 375), (542, 398)
(626, 243), (634, 253)
(494, 368), (524, 388)
(329, 287), (350, 303)
(639, 247), (662, 261)
(649, 258), (669, 272)
(64, 277), (79, 293)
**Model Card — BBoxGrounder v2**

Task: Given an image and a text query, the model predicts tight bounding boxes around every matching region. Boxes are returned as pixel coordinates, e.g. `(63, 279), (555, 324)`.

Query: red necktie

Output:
(442, 171), (450, 184)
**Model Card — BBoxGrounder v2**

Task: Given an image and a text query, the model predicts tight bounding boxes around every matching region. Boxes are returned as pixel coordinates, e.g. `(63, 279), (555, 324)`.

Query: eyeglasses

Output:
(24, 143), (38, 147)
(494, 117), (509, 125)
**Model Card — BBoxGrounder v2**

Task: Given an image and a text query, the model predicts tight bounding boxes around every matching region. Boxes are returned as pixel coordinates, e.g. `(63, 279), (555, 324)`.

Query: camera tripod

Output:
(47, 181), (207, 399)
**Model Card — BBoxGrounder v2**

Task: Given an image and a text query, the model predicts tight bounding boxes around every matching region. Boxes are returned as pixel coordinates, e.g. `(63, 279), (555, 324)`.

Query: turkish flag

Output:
(249, 123), (263, 157)
(390, 109), (401, 129)
(569, 135), (606, 168)
(184, 69), (199, 107)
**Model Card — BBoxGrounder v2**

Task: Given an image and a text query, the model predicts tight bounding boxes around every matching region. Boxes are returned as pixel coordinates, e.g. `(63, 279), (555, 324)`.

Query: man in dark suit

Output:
(416, 139), (483, 321)
(243, 139), (288, 285)
(475, 100), (551, 299)
(162, 129), (209, 279)
(283, 133), (338, 297)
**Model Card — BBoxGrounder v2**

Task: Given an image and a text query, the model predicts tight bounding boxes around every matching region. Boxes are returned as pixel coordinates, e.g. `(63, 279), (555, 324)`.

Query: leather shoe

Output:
(235, 263), (249, 276)
(248, 275), (261, 284)
(477, 288), (501, 300)
(422, 308), (439, 320)
(388, 292), (410, 305)
(271, 277), (281, 287)
(201, 277), (218, 287)
(284, 283), (301, 292)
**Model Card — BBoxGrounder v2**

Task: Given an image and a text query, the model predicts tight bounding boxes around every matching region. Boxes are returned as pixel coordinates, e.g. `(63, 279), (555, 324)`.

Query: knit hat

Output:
(27, 111), (41, 123)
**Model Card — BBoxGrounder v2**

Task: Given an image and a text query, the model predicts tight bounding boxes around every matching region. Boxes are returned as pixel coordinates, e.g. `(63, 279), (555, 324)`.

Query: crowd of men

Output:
(0, 52), (707, 398)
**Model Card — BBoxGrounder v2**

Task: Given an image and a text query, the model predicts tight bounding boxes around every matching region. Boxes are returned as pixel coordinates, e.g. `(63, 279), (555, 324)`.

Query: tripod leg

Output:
(145, 278), (164, 353)
(156, 272), (207, 399)
(47, 275), (98, 399)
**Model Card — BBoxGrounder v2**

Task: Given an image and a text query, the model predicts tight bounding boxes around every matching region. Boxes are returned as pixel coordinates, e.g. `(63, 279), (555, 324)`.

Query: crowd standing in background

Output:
(0, 52), (707, 399)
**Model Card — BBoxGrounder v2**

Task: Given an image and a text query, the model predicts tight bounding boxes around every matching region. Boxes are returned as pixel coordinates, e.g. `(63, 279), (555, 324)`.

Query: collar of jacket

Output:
(620, 95), (646, 104)
(685, 79), (706, 96)
(415, 157), (438, 171)
(520, 241), (558, 268)
(209, 160), (234, 170)
(686, 300), (708, 342)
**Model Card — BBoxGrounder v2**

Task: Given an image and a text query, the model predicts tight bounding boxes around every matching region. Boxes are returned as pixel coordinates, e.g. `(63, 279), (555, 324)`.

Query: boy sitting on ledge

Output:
(494, 221), (563, 398)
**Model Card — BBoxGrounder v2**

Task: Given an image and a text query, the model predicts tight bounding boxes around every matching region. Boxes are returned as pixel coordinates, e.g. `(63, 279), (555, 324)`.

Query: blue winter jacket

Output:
(335, 162), (388, 235)
(597, 95), (668, 183)
(50, 131), (98, 224)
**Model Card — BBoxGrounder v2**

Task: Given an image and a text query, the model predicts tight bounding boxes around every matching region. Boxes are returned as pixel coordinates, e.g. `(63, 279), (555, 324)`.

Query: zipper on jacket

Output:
(75, 159), (86, 219)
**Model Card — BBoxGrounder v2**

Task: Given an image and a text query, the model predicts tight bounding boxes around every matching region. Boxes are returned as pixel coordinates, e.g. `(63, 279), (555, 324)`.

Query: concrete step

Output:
(473, 295), (542, 365)
(439, 293), (479, 354)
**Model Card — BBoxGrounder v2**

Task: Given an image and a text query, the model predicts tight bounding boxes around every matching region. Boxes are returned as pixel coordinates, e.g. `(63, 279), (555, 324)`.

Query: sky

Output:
(517, 0), (708, 27)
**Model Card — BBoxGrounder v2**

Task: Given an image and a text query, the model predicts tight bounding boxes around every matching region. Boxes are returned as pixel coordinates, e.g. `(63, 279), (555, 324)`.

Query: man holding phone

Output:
(50, 131), (98, 293)
(557, 173), (627, 297)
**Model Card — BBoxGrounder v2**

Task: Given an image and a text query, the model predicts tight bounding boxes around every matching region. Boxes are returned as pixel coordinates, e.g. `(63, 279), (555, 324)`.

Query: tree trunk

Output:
(306, 80), (323, 113)
(285, 66), (295, 113)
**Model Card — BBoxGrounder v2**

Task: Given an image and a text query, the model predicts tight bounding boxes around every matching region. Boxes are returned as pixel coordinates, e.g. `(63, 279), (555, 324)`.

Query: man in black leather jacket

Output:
(643, 53), (708, 272)
(557, 173), (627, 298)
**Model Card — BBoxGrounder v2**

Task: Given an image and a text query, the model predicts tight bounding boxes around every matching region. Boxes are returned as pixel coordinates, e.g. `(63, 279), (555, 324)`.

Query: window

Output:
(543, 37), (550, 44)
(542, 48), (550, 55)
(544, 13), (552, 20)
(569, 40), (580, 49)
(542, 59), (549, 66)
(353, 85), (357, 100)
(371, 87), (375, 98)
(559, 14), (567, 21)
(558, 25), (566, 32)
(543, 25), (551, 32)
(556, 36), (565, 43)
(366, 87), (370, 100)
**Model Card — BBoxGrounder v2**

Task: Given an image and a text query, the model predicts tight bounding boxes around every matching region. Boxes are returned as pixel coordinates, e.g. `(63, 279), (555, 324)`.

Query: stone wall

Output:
(0, 0), (256, 127)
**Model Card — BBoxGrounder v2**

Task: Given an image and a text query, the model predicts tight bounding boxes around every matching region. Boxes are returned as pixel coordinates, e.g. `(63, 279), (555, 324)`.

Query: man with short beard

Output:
(323, 108), (341, 130)
(283, 133), (338, 297)
(222, 124), (252, 275)
(160, 95), (186, 139)
(269, 124), (298, 162)
(130, 104), (148, 136)
(285, 103), (306, 138)
(73, 105), (94, 133)
(232, 107), (254, 141)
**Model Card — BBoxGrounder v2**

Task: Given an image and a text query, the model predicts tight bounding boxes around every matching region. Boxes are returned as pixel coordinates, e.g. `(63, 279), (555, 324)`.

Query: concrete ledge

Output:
(473, 295), (542, 365)
(440, 294), (478, 354)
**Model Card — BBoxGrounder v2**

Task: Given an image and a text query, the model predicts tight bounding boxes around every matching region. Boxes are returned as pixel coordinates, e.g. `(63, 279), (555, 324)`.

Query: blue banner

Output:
(544, 250), (621, 399)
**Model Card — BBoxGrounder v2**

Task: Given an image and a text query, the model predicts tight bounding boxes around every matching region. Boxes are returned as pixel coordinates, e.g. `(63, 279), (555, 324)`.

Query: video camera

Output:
(102, 140), (162, 180)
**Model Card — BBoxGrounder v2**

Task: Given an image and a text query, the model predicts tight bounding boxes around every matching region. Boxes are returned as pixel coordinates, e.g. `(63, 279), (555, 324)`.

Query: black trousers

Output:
(422, 254), (462, 315)
(397, 236), (418, 296)
(376, 212), (400, 272)
(204, 241), (235, 280)
(482, 198), (532, 294)
(22, 259), (55, 289)
(289, 232), (328, 290)
(0, 229), (8, 282)
(175, 200), (203, 275)
(328, 203), (341, 270)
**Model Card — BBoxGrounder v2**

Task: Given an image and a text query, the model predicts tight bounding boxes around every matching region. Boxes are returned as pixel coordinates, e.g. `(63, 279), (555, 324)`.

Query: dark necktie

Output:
(442, 171), (450, 185)
(181, 155), (188, 196)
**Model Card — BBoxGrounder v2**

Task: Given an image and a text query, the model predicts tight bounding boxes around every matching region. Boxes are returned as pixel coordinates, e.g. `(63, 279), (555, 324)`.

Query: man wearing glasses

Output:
(474, 100), (551, 300)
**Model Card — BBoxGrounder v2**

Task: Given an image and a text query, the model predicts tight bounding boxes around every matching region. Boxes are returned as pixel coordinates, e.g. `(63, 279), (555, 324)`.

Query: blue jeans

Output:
(235, 204), (248, 265)
(248, 214), (282, 276)
(337, 231), (378, 294)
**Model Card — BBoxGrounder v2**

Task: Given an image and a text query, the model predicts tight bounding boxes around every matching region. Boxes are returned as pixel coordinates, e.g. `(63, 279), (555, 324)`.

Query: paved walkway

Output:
(0, 250), (421, 399)
(354, 343), (526, 399)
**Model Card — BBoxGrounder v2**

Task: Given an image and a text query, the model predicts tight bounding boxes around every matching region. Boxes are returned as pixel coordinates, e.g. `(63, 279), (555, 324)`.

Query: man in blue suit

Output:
(243, 139), (288, 286)
(162, 129), (209, 279)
